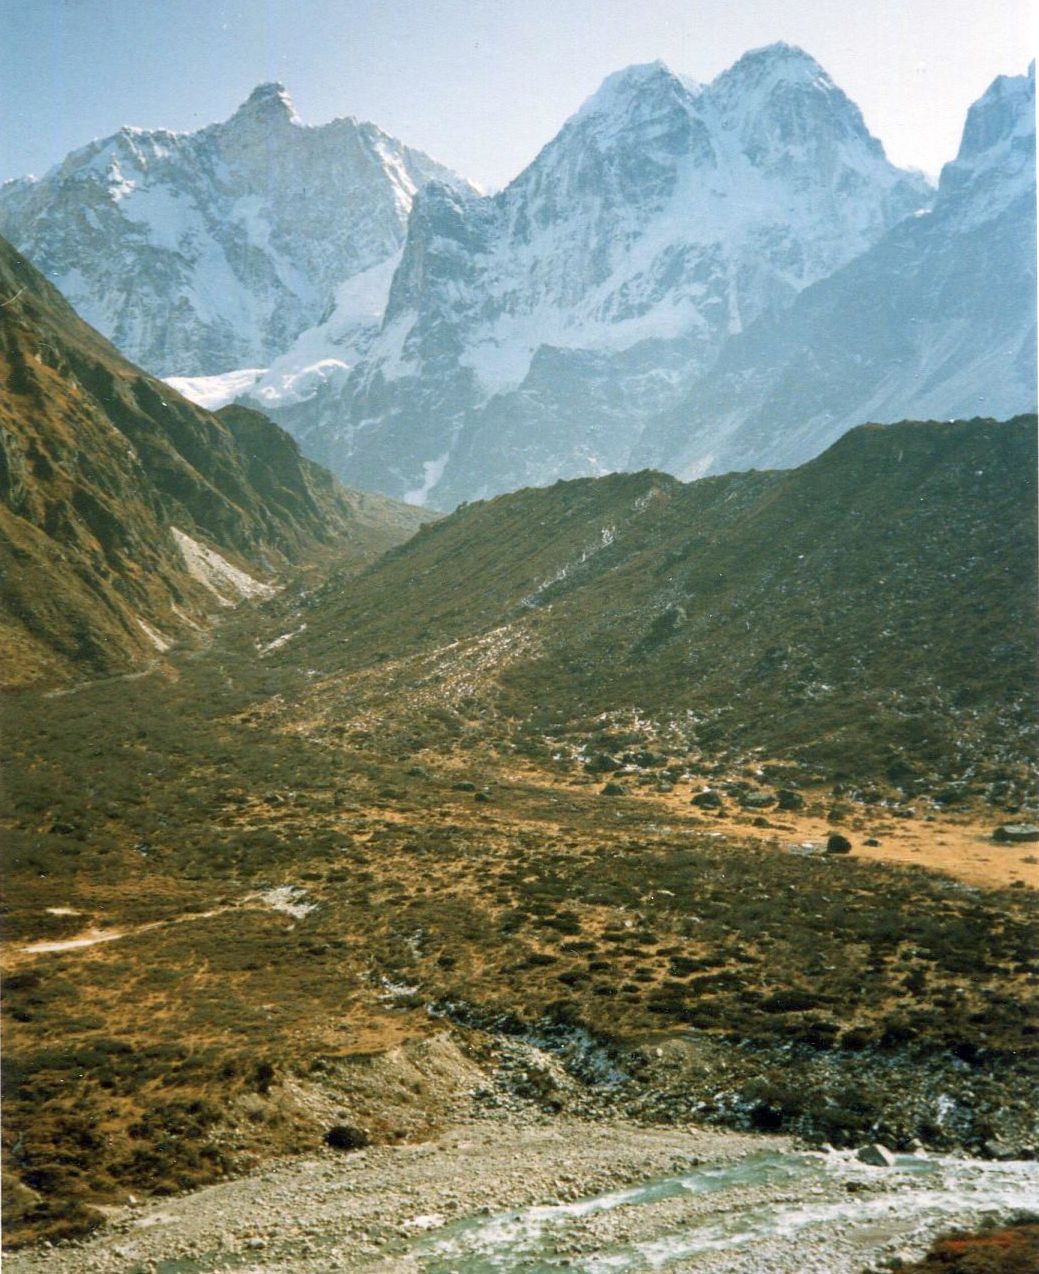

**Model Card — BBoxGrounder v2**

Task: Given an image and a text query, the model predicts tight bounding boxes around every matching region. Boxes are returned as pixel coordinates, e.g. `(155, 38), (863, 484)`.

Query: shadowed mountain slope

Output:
(0, 237), (427, 687)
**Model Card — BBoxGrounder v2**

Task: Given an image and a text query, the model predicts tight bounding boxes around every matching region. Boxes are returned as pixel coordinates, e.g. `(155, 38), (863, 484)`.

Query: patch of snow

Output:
(171, 527), (275, 604)
(24, 929), (126, 954)
(136, 618), (171, 652)
(379, 977), (420, 1000)
(165, 368), (266, 410)
(253, 886), (316, 920)
(257, 625), (307, 655)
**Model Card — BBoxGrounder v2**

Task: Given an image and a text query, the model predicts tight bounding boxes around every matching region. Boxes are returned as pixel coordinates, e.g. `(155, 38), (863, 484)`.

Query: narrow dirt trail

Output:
(10, 888), (314, 962)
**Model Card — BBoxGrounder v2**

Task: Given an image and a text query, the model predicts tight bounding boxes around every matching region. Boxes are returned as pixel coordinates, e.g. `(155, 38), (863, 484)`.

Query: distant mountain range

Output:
(1, 48), (1033, 507)
(0, 236), (426, 687)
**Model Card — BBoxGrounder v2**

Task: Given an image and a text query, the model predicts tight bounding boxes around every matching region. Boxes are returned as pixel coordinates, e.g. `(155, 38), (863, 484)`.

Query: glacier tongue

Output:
(165, 369), (267, 412)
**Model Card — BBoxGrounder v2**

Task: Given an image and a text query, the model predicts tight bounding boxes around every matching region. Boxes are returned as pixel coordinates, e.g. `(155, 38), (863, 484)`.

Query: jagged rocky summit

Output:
(0, 83), (473, 376)
(237, 44), (937, 505)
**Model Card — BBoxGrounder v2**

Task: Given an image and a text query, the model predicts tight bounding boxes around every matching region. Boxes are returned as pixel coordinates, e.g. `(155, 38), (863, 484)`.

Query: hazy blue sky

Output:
(1, 0), (1033, 189)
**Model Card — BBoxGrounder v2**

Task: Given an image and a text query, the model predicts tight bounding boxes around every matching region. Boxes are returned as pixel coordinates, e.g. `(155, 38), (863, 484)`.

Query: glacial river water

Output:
(409, 1150), (1039, 1272)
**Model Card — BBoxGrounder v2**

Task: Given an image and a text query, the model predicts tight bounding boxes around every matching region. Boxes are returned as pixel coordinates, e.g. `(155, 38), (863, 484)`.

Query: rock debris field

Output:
(8, 1117), (1038, 1274)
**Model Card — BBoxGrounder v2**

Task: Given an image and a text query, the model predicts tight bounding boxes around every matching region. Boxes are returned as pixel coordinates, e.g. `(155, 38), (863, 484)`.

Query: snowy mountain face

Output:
(0, 84), (472, 376)
(633, 63), (1037, 478)
(238, 44), (932, 505)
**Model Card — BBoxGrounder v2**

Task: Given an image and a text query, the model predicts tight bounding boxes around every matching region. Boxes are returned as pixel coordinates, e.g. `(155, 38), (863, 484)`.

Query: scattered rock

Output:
(474, 791), (492, 803)
(826, 833), (853, 854)
(856, 1142), (896, 1167)
(451, 780), (477, 792)
(740, 791), (774, 809)
(600, 781), (626, 797)
(625, 750), (665, 768)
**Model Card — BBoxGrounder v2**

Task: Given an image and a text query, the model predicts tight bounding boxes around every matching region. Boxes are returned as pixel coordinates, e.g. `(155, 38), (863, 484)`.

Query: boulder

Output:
(692, 790), (723, 809)
(982, 1138), (1022, 1161)
(625, 750), (665, 768)
(740, 791), (774, 809)
(325, 1124), (369, 1151)
(993, 823), (1039, 843)
(856, 1143), (896, 1167)
(776, 788), (805, 812)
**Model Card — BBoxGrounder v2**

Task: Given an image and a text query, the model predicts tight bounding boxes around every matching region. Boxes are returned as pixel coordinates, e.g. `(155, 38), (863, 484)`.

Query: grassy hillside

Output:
(0, 237), (427, 687)
(285, 415), (1037, 786)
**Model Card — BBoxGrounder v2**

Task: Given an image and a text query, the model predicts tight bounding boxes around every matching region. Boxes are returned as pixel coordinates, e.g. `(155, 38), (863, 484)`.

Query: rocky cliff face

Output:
(634, 63), (1037, 478)
(0, 85), (472, 376)
(239, 45), (932, 505)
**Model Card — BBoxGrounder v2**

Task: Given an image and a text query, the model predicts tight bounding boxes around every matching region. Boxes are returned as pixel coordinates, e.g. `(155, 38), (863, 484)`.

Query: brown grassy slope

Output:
(1, 577), (1036, 1249)
(0, 236), (428, 686)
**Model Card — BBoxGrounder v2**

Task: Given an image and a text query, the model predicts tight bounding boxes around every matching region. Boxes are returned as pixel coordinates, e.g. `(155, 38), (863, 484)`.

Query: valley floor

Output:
(3, 584), (1036, 1258)
(6, 1115), (1038, 1274)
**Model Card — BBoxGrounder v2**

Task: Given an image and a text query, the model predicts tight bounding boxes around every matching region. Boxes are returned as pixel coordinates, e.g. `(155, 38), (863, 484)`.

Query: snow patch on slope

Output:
(135, 618), (172, 652)
(171, 527), (275, 604)
(165, 368), (266, 410)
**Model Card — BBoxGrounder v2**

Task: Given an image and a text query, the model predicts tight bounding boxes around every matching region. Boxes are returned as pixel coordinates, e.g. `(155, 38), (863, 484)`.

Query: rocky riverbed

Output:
(7, 1117), (1037, 1274)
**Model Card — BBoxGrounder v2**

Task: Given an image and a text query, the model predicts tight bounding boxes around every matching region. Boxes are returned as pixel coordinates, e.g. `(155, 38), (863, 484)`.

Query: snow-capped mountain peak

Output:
(572, 60), (692, 123)
(235, 44), (937, 507)
(633, 59), (1036, 482)
(716, 41), (830, 87)
(0, 90), (472, 375)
